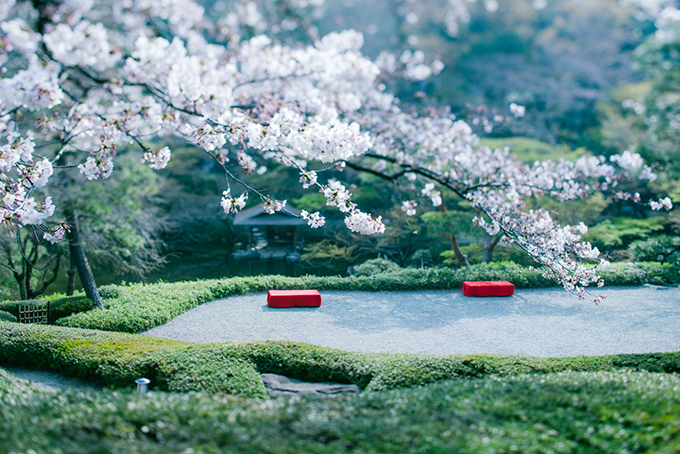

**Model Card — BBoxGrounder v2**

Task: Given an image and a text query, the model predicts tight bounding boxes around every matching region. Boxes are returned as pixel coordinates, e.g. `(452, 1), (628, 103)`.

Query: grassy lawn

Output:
(1, 266), (679, 452)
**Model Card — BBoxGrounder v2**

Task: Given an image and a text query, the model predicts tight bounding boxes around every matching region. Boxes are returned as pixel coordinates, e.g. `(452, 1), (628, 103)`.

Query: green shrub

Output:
(352, 258), (402, 276)
(0, 296), (94, 324)
(3, 322), (680, 397)
(0, 311), (16, 323)
(0, 367), (34, 394)
(584, 217), (668, 250)
(2, 368), (680, 453)
(629, 235), (680, 264)
(0, 322), (267, 397)
(408, 249), (433, 267)
(441, 244), (536, 267)
(98, 284), (127, 299)
(599, 262), (680, 286)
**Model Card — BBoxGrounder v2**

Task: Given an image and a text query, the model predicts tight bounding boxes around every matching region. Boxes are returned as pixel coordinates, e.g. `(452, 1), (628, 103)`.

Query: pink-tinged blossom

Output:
(301, 209), (325, 228)
(650, 197), (673, 210)
(78, 157), (114, 180)
(221, 189), (248, 214)
(17, 196), (55, 225)
(610, 150), (644, 170)
(639, 165), (658, 181)
(44, 21), (119, 70)
(43, 224), (67, 244)
(299, 170), (318, 188)
(141, 146), (171, 170)
(421, 183), (442, 207)
(188, 124), (227, 152)
(261, 198), (286, 214)
(0, 19), (40, 55)
(0, 57), (63, 110)
(24, 158), (53, 188)
(509, 103), (526, 118)
(0, 135), (34, 171)
(401, 200), (417, 216)
(323, 180), (354, 212)
(344, 211), (385, 235)
(237, 152), (257, 175)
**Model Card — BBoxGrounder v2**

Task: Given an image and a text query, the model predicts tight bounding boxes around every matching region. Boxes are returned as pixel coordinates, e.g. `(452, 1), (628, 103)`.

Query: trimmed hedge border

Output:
(2, 368), (680, 453)
(52, 262), (680, 333)
(0, 310), (17, 322)
(1, 321), (679, 397)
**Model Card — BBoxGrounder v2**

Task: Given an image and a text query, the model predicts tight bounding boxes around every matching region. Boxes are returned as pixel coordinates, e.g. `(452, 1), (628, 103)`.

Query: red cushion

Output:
(267, 290), (322, 308)
(462, 281), (514, 297)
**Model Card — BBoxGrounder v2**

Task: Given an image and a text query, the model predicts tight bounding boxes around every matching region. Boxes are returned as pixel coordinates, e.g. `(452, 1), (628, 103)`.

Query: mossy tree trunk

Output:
(445, 233), (470, 267)
(483, 236), (500, 263)
(65, 209), (103, 308)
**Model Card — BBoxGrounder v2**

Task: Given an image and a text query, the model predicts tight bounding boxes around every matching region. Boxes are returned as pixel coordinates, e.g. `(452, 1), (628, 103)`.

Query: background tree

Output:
(0, 0), (672, 305)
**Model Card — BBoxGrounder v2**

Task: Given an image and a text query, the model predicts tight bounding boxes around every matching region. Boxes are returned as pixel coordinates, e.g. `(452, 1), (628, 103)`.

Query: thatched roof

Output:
(233, 205), (307, 226)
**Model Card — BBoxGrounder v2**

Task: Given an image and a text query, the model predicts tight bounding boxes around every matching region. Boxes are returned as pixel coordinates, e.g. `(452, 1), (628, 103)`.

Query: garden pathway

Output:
(4, 367), (102, 393)
(144, 286), (680, 357)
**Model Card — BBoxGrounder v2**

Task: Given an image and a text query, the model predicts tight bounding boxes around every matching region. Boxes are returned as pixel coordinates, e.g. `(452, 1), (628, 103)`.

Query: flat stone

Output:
(261, 373), (360, 398)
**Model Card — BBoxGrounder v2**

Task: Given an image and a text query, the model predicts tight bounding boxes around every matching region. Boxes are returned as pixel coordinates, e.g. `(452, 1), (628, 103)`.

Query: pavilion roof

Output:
(232, 205), (307, 226)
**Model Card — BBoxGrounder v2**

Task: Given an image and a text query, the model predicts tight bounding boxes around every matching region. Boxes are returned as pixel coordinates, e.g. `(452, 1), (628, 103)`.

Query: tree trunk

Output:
(65, 209), (103, 308)
(448, 234), (470, 266)
(483, 236), (500, 263)
(66, 252), (77, 296)
(16, 270), (27, 301)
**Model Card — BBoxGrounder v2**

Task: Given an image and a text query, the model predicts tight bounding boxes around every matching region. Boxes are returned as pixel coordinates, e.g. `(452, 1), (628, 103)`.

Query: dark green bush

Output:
(600, 262), (680, 286)
(442, 244), (536, 267)
(0, 322), (267, 397)
(0, 311), (17, 322)
(2, 367), (680, 453)
(629, 235), (680, 264)
(0, 296), (94, 324)
(352, 258), (402, 276)
(98, 284), (127, 299)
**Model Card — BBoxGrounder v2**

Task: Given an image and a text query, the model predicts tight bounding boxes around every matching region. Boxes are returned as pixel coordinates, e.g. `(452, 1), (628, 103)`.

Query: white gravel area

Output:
(144, 286), (680, 357)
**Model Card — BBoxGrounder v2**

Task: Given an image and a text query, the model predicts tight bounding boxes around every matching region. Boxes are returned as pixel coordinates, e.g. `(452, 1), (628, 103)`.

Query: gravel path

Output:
(4, 367), (101, 393)
(144, 286), (680, 357)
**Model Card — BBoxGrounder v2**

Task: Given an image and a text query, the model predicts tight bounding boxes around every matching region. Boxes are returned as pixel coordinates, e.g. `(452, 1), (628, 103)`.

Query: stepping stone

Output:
(261, 373), (360, 398)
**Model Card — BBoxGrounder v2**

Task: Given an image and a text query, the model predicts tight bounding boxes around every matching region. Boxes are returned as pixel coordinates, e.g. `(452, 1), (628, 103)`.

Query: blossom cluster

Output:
(300, 209), (325, 228)
(220, 189), (248, 214)
(0, 0), (672, 299)
(141, 147), (172, 170)
(401, 200), (418, 216)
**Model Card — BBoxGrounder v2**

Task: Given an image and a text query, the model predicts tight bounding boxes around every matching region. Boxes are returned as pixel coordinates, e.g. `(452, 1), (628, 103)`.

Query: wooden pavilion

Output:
(233, 205), (307, 250)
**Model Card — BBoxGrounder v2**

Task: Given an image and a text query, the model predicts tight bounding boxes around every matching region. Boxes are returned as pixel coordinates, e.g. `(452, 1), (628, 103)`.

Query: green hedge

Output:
(53, 262), (680, 334)
(0, 296), (94, 324)
(2, 368), (680, 453)
(0, 322), (267, 397)
(2, 321), (679, 396)
(0, 311), (17, 322)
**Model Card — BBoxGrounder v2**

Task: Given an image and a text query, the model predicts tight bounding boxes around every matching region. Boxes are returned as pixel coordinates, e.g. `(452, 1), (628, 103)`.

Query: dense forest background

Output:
(2, 0), (678, 299)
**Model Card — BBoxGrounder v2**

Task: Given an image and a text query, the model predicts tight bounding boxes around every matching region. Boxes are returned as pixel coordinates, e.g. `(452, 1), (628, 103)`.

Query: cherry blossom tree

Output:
(0, 0), (672, 304)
